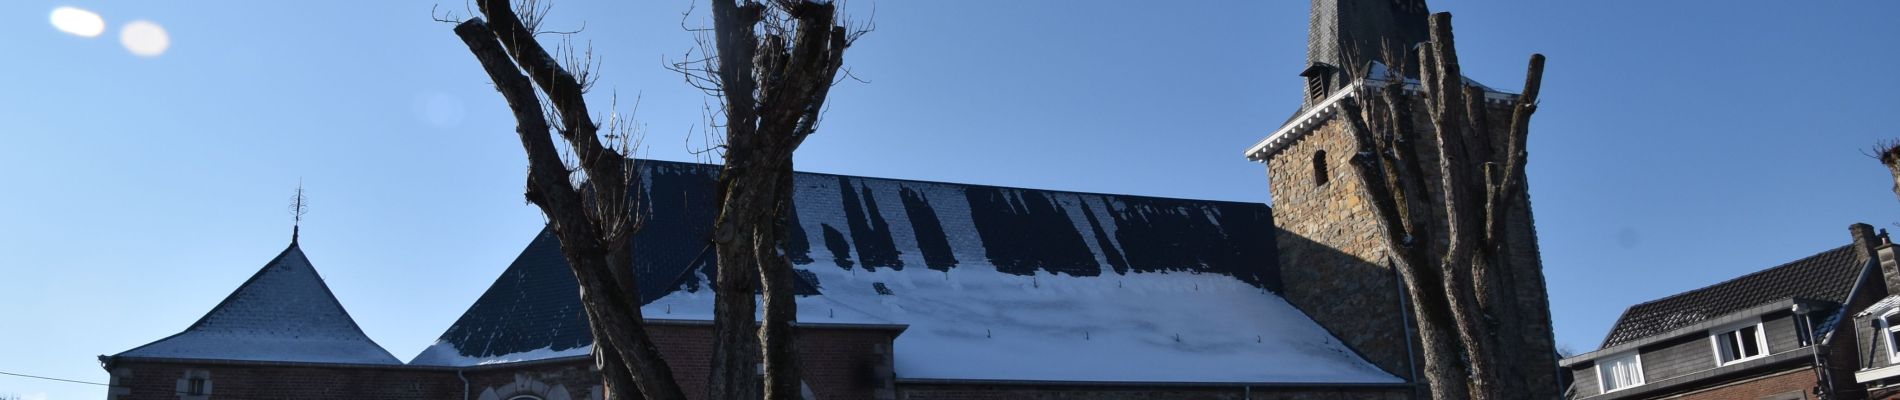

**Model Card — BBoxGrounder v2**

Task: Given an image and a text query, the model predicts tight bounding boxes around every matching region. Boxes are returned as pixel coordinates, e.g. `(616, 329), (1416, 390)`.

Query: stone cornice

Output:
(1243, 79), (1520, 162)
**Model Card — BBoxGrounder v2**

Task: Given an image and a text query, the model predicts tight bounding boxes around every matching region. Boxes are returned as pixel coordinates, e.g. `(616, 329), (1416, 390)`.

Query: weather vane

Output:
(290, 180), (307, 244)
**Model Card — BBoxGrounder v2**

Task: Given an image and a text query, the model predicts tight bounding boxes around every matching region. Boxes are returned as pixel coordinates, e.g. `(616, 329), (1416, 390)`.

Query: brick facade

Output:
(1664, 367), (1820, 400)
(896, 383), (1409, 400)
(105, 320), (1418, 400)
(104, 322), (900, 400)
(103, 362), (458, 400)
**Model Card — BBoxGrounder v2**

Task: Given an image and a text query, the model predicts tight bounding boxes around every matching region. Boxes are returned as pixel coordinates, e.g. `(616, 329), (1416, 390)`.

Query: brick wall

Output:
(896, 382), (1409, 400)
(106, 322), (899, 400)
(1666, 367), (1819, 400)
(622, 322), (899, 400)
(104, 362), (458, 400)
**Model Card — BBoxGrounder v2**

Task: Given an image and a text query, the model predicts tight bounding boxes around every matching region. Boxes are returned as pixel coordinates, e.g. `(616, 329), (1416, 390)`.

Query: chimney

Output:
(1851, 223), (1900, 296)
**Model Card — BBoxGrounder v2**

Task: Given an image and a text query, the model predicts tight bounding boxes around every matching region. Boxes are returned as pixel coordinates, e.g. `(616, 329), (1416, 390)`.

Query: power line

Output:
(0, 370), (110, 386)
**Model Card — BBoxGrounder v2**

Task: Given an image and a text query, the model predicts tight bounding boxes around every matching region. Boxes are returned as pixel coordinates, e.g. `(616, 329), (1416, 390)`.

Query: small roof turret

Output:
(114, 243), (400, 365)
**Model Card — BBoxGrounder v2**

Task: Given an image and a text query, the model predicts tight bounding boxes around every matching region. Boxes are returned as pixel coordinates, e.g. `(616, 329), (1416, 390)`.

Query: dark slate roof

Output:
(412, 160), (1397, 383)
(116, 243), (401, 365)
(1599, 244), (1869, 348)
(1304, 0), (1431, 108)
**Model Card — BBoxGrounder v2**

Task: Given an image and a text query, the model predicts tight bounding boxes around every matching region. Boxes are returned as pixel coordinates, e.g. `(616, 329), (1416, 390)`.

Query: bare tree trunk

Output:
(696, 2), (856, 399)
(450, 1), (689, 397)
(1336, 11), (1551, 399)
(452, 1), (859, 398)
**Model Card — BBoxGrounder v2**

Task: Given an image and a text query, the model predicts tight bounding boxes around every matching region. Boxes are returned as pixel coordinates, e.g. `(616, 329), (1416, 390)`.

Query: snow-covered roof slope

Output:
(116, 243), (401, 365)
(415, 160), (1396, 384)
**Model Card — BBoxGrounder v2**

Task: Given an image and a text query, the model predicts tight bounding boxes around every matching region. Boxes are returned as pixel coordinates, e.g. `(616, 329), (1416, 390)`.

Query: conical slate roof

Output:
(116, 243), (400, 365)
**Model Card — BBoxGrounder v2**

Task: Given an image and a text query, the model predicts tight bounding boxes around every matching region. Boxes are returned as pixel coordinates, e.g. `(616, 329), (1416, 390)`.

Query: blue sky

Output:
(3, 1), (1897, 398)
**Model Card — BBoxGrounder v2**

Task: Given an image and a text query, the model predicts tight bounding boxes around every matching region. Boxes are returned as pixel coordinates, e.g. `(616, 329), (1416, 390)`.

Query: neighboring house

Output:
(102, 1), (1563, 399)
(1559, 224), (1888, 400)
(1849, 240), (1900, 399)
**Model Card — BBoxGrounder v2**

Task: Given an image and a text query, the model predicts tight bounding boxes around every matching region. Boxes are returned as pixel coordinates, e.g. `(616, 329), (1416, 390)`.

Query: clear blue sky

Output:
(3, 1), (1897, 398)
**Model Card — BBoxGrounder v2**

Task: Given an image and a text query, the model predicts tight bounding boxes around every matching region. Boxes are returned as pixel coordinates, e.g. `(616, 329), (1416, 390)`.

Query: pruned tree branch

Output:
(453, 6), (683, 399)
(1335, 11), (1555, 400)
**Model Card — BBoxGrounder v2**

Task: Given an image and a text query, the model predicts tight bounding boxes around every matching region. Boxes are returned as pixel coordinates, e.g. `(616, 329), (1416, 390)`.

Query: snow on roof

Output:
(116, 243), (401, 365)
(415, 160), (1396, 384)
(1246, 62), (1519, 162)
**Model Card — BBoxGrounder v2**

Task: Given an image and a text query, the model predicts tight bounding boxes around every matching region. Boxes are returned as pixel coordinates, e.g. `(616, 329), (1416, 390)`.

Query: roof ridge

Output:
(634, 158), (1272, 208)
(1621, 243), (1854, 310)
(1599, 243), (1859, 348)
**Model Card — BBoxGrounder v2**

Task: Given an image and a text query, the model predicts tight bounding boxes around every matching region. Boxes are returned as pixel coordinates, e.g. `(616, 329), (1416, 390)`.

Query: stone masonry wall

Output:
(1266, 96), (1557, 393)
(1268, 113), (1414, 379)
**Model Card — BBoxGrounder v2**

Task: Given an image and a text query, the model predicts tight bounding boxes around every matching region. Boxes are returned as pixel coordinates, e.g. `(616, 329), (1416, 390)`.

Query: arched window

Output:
(1313, 150), (1329, 186)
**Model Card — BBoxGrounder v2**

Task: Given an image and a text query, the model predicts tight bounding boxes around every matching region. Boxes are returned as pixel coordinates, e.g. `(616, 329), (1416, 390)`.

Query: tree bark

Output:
(1881, 145), (1900, 204)
(453, 14), (687, 400)
(1336, 11), (1552, 399)
(701, 2), (851, 399)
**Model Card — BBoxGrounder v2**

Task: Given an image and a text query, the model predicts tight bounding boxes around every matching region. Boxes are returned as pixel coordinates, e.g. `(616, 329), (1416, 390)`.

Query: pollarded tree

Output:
(451, 1), (680, 397)
(1876, 141), (1900, 204)
(673, 1), (862, 399)
(1335, 12), (1555, 399)
(450, 0), (860, 399)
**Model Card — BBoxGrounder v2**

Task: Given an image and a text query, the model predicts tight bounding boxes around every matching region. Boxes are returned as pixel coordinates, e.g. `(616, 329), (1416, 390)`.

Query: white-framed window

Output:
(1881, 309), (1900, 364)
(1597, 351), (1644, 393)
(1710, 320), (1769, 366)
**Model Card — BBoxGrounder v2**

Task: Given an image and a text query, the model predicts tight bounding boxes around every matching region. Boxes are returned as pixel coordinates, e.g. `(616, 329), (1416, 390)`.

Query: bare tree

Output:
(450, 0), (683, 398)
(1335, 12), (1553, 399)
(452, 0), (862, 399)
(1875, 141), (1900, 204)
(669, 2), (863, 399)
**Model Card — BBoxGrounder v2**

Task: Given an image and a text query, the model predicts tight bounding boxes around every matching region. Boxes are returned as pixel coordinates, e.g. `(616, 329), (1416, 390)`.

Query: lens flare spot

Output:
(50, 7), (105, 38)
(415, 92), (466, 129)
(120, 20), (170, 57)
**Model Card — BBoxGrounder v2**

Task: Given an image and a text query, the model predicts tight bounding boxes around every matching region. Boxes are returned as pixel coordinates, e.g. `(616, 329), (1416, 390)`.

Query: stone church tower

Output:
(1247, 0), (1560, 395)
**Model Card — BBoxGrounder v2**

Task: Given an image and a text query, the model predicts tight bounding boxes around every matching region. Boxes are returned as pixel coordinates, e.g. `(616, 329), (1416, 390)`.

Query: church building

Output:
(100, 1), (1555, 399)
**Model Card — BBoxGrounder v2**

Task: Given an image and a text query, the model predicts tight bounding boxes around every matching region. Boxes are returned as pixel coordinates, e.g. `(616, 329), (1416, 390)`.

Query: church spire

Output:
(1302, 0), (1431, 107)
(289, 181), (307, 244)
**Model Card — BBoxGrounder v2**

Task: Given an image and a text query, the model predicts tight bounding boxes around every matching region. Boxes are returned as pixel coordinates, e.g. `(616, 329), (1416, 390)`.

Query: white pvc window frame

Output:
(1881, 309), (1900, 364)
(1596, 351), (1645, 393)
(1709, 319), (1769, 366)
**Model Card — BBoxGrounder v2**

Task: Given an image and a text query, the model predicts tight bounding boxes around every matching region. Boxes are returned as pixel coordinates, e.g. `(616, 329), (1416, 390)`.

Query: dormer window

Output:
(1596, 351), (1643, 393)
(1301, 63), (1336, 101)
(1710, 320), (1768, 366)
(1881, 310), (1900, 363)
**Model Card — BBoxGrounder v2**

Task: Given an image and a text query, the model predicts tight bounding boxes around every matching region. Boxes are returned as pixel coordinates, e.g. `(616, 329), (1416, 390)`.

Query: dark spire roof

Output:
(1303, 0), (1431, 108)
(116, 243), (400, 365)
